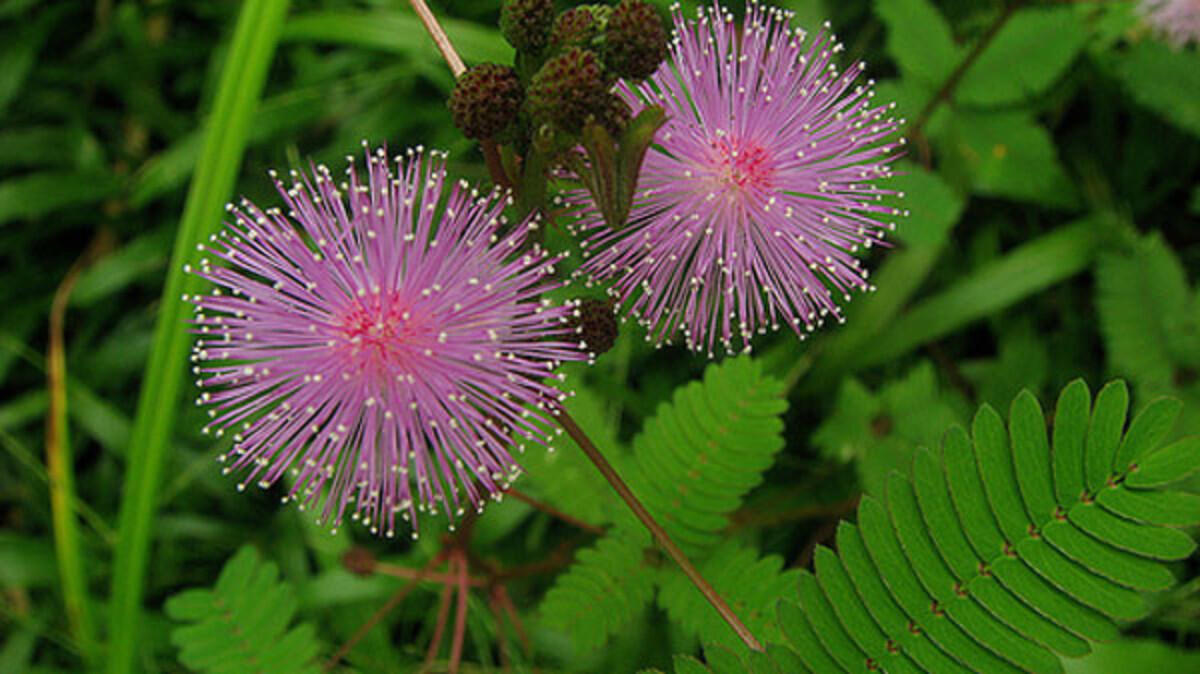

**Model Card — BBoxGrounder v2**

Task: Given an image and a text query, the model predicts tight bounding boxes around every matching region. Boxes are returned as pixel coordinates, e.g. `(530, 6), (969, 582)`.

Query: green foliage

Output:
(778, 381), (1197, 672)
(658, 542), (798, 650)
(1107, 40), (1200, 139)
(165, 546), (323, 674)
(1096, 234), (1200, 434)
(956, 7), (1088, 107)
(939, 111), (1078, 209)
(626, 356), (787, 555)
(538, 532), (657, 653)
(540, 357), (788, 653)
(875, 0), (960, 89)
(814, 362), (967, 497)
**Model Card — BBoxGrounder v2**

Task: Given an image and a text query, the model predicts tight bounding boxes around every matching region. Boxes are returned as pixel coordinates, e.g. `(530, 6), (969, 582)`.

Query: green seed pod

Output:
(448, 64), (523, 140)
(603, 0), (669, 80)
(500, 0), (555, 53)
(526, 47), (611, 133)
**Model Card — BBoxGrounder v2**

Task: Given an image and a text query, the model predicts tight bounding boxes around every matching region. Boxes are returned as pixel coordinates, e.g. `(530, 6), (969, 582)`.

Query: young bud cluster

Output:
(449, 63), (523, 140)
(500, 0), (556, 52)
(571, 298), (619, 356)
(603, 0), (669, 80)
(526, 47), (611, 133)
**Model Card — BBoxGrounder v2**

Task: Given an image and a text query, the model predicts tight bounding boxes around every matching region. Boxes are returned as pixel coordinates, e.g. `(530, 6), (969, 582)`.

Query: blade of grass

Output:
(814, 217), (1103, 383)
(281, 10), (511, 65)
(105, 1), (291, 672)
(46, 235), (111, 665)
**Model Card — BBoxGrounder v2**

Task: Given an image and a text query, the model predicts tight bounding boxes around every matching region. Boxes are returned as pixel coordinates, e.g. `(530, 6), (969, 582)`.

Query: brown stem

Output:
(448, 551), (470, 673)
(374, 561), (487, 587)
(906, 1), (1025, 139)
(555, 408), (764, 652)
(424, 562), (455, 668)
(408, 0), (465, 76)
(495, 585), (532, 658)
(505, 487), (606, 536)
(325, 552), (446, 671)
(481, 139), (513, 191)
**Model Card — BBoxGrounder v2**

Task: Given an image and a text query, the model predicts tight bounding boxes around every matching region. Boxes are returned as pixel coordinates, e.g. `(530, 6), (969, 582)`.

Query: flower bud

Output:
(526, 47), (611, 133)
(597, 92), (632, 136)
(500, 0), (555, 52)
(603, 0), (669, 80)
(448, 64), (523, 140)
(571, 298), (619, 356)
(549, 6), (608, 51)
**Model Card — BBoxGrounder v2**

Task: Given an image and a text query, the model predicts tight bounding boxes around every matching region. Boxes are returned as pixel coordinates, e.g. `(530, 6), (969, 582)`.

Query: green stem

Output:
(105, 1), (290, 672)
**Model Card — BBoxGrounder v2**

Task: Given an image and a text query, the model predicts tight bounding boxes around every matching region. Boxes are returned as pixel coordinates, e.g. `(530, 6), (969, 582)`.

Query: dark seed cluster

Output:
(603, 0), (669, 80)
(526, 47), (612, 133)
(449, 63), (523, 140)
(500, 0), (556, 53)
(572, 297), (620, 356)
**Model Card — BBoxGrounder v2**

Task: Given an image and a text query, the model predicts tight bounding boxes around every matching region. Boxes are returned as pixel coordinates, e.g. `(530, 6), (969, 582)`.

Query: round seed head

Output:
(449, 63), (523, 140)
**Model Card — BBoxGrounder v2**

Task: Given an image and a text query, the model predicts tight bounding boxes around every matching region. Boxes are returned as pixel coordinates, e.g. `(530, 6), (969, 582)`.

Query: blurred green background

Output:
(1, 0), (1198, 671)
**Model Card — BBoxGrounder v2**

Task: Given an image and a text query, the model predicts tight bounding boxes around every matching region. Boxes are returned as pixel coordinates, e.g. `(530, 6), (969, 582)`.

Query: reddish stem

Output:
(448, 551), (471, 673)
(505, 487), (606, 535)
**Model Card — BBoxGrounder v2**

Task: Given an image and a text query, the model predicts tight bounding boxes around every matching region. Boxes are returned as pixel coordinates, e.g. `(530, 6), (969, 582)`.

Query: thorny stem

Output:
(906, 0), (1025, 161)
(555, 408), (765, 652)
(505, 486), (606, 535)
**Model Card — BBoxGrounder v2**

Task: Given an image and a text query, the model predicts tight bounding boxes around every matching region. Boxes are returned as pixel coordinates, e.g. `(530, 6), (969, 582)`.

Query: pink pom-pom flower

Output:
(571, 1), (904, 356)
(186, 144), (585, 537)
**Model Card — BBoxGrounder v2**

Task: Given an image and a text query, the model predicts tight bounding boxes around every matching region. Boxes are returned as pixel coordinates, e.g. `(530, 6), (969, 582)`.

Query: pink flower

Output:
(1141, 0), (1200, 47)
(571, 1), (903, 356)
(186, 145), (585, 537)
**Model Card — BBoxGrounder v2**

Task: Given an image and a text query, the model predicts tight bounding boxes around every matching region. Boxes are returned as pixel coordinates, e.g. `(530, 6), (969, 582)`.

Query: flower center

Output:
(710, 137), (774, 192)
(335, 292), (434, 377)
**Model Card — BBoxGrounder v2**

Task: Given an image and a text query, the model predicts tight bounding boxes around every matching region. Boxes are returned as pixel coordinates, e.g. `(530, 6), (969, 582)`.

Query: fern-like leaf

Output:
(777, 380), (1197, 673)
(658, 542), (799, 650)
(538, 532), (657, 653)
(627, 356), (786, 555)
(165, 546), (322, 674)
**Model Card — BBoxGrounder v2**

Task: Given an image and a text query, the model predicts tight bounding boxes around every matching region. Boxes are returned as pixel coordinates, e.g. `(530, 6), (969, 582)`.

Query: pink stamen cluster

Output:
(570, 1), (904, 356)
(185, 144), (585, 537)
(1141, 0), (1200, 47)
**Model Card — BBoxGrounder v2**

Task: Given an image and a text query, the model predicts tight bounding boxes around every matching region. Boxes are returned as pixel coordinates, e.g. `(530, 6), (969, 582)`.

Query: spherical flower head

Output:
(549, 6), (605, 51)
(1140, 0), (1200, 47)
(603, 0), (670, 80)
(449, 64), (523, 140)
(570, 2), (904, 356)
(526, 47), (612, 133)
(186, 145), (586, 537)
(501, 0), (555, 52)
(570, 297), (620, 358)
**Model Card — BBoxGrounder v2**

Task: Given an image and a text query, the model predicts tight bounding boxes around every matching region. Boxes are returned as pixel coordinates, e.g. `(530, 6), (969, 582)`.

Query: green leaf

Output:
(1116, 398), (1183, 472)
(626, 356), (786, 555)
(1063, 639), (1200, 673)
(539, 533), (656, 653)
(888, 164), (964, 246)
(781, 382), (1194, 669)
(1096, 235), (1199, 391)
(941, 111), (1078, 209)
(165, 546), (322, 674)
(282, 10), (512, 65)
(1125, 436), (1200, 488)
(957, 7), (1088, 106)
(659, 543), (798, 650)
(851, 218), (1101, 372)
(1085, 381), (1128, 493)
(1109, 40), (1200, 138)
(106, 2), (292, 672)
(875, 0), (960, 88)
(1052, 379), (1091, 505)
(0, 171), (123, 226)
(1097, 486), (1200, 527)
